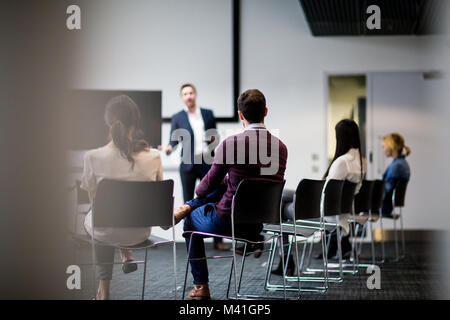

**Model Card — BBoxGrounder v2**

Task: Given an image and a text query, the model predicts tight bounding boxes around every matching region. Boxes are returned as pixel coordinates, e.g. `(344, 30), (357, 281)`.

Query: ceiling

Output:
(298, 0), (447, 36)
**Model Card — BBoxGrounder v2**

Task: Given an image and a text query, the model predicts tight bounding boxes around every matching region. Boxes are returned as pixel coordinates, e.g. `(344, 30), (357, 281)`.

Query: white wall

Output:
(71, 0), (450, 240)
(238, 0), (449, 231)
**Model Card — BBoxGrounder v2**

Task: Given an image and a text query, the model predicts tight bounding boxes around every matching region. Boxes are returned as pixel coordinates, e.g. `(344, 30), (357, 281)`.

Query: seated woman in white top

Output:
(81, 95), (163, 300)
(323, 119), (366, 259)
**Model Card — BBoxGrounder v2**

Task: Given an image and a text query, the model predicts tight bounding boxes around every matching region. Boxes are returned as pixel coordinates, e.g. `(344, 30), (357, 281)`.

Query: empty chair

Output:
(299, 179), (346, 281)
(264, 179), (328, 295)
(78, 179), (176, 300)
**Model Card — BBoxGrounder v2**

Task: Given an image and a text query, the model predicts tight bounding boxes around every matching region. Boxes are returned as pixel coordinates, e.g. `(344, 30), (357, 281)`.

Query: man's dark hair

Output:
(237, 89), (266, 123)
(180, 83), (196, 93)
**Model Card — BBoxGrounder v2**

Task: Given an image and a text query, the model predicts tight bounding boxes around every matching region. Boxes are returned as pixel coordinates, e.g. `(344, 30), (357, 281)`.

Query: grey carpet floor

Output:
(70, 239), (445, 300)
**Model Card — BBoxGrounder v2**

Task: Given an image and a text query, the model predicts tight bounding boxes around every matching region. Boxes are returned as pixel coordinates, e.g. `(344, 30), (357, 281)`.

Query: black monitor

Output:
(66, 90), (161, 150)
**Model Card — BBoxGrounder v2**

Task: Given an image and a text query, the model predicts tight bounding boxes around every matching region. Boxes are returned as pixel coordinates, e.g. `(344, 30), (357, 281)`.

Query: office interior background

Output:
(1, 0), (449, 300)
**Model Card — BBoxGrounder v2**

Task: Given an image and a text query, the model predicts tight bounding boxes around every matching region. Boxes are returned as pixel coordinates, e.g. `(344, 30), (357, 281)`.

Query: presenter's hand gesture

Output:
(157, 145), (173, 155)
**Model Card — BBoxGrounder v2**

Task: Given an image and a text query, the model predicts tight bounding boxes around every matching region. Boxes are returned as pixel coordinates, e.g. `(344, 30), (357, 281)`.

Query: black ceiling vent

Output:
(299, 0), (447, 36)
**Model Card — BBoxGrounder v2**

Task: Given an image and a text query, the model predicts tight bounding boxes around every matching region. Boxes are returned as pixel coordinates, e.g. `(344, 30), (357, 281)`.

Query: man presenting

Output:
(160, 84), (228, 250)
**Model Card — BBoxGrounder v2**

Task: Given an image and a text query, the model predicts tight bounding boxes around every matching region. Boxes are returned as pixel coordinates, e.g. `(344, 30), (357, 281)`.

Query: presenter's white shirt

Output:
(326, 148), (366, 234)
(185, 107), (208, 156)
(81, 145), (163, 246)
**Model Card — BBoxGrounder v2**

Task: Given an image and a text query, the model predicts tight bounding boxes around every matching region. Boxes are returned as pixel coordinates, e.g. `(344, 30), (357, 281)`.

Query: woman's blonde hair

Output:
(383, 133), (411, 157)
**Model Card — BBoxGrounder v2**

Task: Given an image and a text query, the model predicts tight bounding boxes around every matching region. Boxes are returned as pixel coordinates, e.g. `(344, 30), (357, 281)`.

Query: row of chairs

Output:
(70, 177), (407, 300)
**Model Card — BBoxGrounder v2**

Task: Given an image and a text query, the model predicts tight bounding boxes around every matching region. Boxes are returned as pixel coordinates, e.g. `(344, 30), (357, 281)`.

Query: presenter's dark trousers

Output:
(179, 163), (211, 203)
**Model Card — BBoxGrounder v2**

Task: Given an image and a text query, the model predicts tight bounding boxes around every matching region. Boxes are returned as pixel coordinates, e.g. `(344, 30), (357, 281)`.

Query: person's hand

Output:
(157, 145), (172, 155)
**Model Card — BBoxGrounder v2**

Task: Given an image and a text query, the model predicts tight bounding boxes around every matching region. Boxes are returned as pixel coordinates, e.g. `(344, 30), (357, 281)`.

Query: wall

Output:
(238, 0), (448, 228)
(70, 0), (450, 241)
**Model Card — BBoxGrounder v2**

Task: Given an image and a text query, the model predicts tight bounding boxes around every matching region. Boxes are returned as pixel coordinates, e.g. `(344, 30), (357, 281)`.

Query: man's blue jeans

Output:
(184, 190), (231, 285)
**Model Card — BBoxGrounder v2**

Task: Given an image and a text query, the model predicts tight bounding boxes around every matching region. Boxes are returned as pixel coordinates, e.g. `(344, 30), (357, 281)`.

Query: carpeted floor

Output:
(70, 239), (445, 300)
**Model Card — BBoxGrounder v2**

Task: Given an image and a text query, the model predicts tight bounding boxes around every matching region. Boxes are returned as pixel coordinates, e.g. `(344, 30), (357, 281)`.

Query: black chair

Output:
(298, 179), (346, 282)
(352, 180), (375, 264)
(383, 179), (409, 261)
(334, 180), (358, 274)
(182, 179), (287, 300)
(75, 179), (176, 300)
(370, 180), (386, 263)
(264, 179), (328, 295)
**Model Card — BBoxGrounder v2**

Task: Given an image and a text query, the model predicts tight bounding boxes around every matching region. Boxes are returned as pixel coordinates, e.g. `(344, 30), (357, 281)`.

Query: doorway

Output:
(327, 75), (367, 165)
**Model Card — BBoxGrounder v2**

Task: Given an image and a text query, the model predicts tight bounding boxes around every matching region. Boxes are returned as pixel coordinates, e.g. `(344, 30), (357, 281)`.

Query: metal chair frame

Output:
(181, 179), (288, 300)
(76, 179), (177, 300)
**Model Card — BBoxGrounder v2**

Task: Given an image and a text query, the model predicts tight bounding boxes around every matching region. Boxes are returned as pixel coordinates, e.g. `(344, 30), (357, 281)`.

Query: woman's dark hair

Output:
(323, 119), (363, 180)
(104, 95), (149, 169)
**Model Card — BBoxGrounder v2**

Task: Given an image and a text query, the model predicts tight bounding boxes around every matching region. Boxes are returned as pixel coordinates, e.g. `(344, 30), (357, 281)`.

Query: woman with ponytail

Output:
(80, 95), (163, 299)
(381, 133), (411, 216)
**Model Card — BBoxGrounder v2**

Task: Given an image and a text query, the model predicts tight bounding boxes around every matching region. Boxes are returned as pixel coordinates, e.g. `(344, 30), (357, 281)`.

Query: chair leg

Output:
(279, 234), (287, 300)
(141, 248), (148, 300)
(393, 218), (399, 262)
(335, 222), (344, 279)
(172, 234), (177, 300)
(303, 237), (315, 273)
(237, 243), (248, 294)
(298, 238), (308, 273)
(400, 208), (406, 259)
(226, 258), (234, 299)
(264, 238), (277, 290)
(263, 239), (274, 291)
(320, 229), (329, 290)
(349, 214), (359, 272)
(294, 236), (304, 299)
(379, 215), (385, 263)
(182, 234), (194, 300)
(369, 220), (376, 265)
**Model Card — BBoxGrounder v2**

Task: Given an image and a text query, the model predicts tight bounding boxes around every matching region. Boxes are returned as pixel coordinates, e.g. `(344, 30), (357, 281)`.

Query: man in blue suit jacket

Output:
(161, 83), (219, 207)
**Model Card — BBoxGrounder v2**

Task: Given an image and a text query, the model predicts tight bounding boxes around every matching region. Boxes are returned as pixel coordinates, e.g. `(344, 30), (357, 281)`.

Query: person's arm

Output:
(195, 140), (229, 198)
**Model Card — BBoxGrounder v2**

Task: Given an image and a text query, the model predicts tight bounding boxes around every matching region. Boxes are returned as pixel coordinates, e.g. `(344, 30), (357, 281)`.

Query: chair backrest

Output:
(232, 179), (285, 224)
(322, 179), (344, 217)
(341, 180), (358, 214)
(354, 180), (375, 213)
(393, 179), (408, 207)
(293, 179), (325, 220)
(92, 179), (174, 228)
(371, 180), (385, 211)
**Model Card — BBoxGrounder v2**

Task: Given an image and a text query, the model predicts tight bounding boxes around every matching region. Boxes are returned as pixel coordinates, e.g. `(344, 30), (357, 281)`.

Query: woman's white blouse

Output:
(327, 148), (366, 194)
(81, 145), (163, 246)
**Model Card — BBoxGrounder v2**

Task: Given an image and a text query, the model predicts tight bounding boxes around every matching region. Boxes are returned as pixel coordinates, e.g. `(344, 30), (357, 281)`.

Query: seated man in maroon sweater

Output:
(172, 89), (288, 300)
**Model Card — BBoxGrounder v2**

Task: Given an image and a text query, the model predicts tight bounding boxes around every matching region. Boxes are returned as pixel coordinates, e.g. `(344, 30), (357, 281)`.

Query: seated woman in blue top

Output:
(381, 133), (411, 216)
